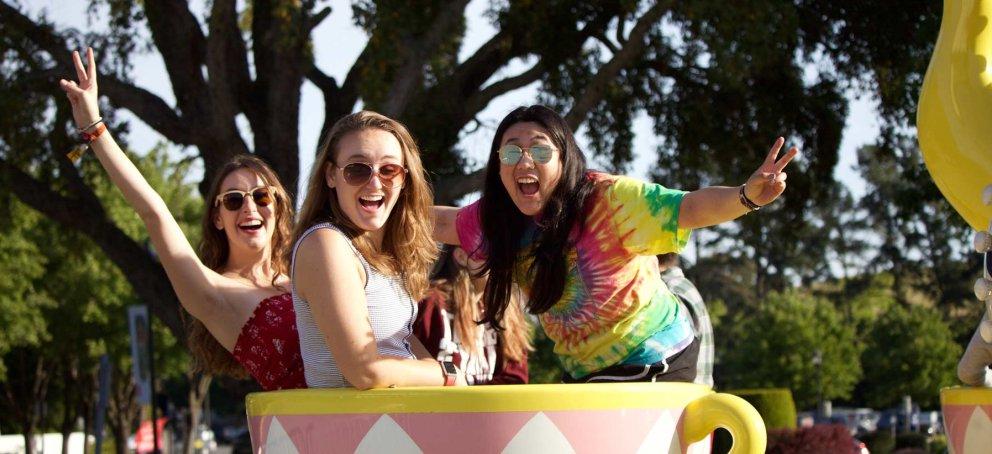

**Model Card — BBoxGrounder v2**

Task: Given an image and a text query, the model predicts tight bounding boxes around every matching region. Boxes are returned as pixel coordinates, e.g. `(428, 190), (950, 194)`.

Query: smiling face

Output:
(497, 121), (563, 217)
(213, 169), (278, 256)
(325, 128), (405, 242)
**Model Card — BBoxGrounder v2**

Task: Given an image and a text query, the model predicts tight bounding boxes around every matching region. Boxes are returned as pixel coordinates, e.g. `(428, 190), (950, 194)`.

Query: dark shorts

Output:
(562, 337), (700, 383)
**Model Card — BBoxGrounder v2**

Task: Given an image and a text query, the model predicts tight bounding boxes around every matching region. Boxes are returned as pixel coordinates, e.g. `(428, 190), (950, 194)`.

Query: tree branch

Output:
(99, 77), (195, 145)
(464, 61), (545, 116)
(0, 158), (184, 338)
(308, 6), (332, 31)
(379, 0), (470, 117)
(142, 0), (211, 123)
(207, 0), (253, 120)
(434, 168), (486, 205)
(565, 0), (669, 129)
(594, 31), (620, 54)
(311, 45), (371, 152)
(2, 1), (196, 146)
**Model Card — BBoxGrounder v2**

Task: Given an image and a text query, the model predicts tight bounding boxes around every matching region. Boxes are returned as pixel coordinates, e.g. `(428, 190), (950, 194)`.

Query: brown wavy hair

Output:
(430, 246), (532, 362)
(188, 154), (294, 378)
(292, 110), (437, 300)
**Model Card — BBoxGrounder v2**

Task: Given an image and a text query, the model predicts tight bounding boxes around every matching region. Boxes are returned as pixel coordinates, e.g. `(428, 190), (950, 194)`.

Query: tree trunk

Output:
(184, 373), (212, 454)
(106, 367), (139, 454)
(2, 350), (49, 454)
(60, 356), (79, 454)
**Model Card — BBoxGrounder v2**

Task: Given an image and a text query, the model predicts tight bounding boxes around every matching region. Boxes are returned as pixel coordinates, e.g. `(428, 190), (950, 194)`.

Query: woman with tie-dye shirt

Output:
(434, 105), (798, 383)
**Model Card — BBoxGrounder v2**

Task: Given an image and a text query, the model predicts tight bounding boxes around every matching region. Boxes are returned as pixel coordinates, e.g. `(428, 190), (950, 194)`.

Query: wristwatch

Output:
(439, 360), (458, 386)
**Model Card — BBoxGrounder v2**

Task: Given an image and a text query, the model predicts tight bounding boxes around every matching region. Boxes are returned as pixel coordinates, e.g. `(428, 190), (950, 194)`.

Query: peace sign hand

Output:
(743, 137), (800, 207)
(58, 47), (101, 130)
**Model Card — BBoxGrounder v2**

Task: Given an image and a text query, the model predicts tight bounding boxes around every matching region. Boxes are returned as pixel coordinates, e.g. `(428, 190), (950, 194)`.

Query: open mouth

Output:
(359, 195), (385, 210)
(238, 220), (263, 232)
(516, 176), (540, 196)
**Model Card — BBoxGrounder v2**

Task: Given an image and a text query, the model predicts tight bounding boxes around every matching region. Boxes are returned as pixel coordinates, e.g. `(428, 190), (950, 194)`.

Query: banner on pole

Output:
(127, 305), (152, 405)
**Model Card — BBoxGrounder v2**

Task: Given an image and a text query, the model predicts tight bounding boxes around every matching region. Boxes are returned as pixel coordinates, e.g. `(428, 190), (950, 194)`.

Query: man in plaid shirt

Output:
(657, 253), (714, 387)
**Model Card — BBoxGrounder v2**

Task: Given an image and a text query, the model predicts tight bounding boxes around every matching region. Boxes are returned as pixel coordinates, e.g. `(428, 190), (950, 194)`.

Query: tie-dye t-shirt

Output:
(456, 172), (694, 378)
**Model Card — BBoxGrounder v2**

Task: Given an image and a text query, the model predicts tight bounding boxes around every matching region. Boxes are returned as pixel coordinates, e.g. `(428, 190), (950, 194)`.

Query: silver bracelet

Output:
(78, 117), (104, 132)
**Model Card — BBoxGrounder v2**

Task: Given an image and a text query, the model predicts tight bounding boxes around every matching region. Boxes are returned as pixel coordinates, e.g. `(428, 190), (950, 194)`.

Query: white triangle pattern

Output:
(635, 411), (680, 454)
(354, 414), (423, 454)
(263, 417), (300, 454)
(502, 412), (575, 454)
(963, 407), (992, 454)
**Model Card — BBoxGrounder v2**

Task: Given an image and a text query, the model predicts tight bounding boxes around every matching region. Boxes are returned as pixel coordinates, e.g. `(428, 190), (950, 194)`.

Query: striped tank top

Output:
(291, 222), (417, 388)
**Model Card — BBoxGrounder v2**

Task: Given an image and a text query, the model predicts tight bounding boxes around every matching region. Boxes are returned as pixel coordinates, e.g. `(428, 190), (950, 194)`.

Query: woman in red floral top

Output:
(59, 49), (304, 390)
(415, 245), (531, 384)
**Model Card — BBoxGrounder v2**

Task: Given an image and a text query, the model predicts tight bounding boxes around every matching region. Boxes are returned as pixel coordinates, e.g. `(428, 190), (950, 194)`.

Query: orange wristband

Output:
(81, 123), (107, 143)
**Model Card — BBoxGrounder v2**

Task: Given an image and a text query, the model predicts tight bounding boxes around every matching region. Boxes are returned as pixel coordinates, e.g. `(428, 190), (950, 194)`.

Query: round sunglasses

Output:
(336, 162), (408, 188)
(497, 144), (555, 165)
(214, 186), (276, 211)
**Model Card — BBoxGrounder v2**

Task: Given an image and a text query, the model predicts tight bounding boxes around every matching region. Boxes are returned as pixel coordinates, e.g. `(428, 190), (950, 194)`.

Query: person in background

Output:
(415, 245), (532, 385)
(657, 253), (714, 387)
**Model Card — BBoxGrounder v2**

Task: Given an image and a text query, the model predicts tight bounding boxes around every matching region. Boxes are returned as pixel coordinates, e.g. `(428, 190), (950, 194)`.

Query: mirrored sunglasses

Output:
(215, 187), (275, 211)
(498, 144), (555, 165)
(339, 162), (408, 188)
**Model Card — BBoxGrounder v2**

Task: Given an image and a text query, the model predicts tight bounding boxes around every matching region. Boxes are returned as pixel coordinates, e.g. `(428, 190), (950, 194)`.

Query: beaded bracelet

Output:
(739, 185), (762, 212)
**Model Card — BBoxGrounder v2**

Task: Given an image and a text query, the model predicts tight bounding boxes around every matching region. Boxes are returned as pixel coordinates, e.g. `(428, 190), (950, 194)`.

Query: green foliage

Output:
(719, 290), (862, 410)
(862, 430), (895, 454)
(527, 325), (562, 384)
(0, 145), (199, 432)
(857, 139), (976, 311)
(860, 304), (960, 409)
(727, 388), (797, 430)
(0, 199), (53, 379)
(895, 432), (927, 450)
(928, 434), (947, 454)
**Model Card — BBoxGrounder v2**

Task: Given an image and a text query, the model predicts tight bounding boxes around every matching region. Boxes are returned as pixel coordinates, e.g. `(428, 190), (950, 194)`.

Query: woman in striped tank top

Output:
(291, 111), (467, 389)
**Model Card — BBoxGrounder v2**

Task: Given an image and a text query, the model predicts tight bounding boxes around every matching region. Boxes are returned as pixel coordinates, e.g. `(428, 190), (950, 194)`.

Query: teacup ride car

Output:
(245, 382), (766, 453)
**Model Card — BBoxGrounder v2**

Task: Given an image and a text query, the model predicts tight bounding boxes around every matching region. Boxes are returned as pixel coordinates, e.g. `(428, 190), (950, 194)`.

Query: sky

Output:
(36, 0), (878, 205)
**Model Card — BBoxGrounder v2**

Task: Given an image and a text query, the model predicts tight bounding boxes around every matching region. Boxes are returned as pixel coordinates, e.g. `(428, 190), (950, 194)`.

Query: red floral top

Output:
(232, 293), (307, 390)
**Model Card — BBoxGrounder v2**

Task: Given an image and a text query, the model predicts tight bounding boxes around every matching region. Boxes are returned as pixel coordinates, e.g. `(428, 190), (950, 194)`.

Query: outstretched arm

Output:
(678, 137), (799, 229)
(59, 48), (225, 320)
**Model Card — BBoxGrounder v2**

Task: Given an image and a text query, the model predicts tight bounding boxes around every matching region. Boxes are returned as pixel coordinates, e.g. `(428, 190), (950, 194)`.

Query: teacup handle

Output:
(683, 393), (767, 453)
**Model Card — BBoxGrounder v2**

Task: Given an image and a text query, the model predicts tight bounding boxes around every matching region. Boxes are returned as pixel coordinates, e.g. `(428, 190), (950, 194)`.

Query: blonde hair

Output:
(292, 111), (438, 299)
(189, 155), (294, 379)
(430, 247), (532, 362)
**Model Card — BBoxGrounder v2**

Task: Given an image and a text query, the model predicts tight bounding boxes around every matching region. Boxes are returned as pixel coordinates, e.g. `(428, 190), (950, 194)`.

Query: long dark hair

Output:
(478, 105), (595, 329)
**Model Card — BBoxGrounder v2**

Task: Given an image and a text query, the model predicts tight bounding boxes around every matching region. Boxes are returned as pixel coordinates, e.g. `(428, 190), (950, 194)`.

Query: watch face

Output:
(442, 361), (458, 375)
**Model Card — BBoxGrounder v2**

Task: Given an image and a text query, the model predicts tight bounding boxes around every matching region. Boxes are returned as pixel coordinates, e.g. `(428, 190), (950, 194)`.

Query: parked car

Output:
(876, 408), (943, 434)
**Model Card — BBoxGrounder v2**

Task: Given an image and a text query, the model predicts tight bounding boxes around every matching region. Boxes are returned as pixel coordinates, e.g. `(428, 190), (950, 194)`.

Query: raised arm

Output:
(59, 49), (224, 319)
(678, 137), (799, 229)
(433, 205), (462, 245)
(294, 229), (464, 389)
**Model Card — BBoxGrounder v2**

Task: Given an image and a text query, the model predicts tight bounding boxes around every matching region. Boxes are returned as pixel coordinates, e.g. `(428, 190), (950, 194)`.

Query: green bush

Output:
(896, 432), (928, 450)
(862, 431), (895, 454)
(727, 388), (797, 430)
(928, 434), (947, 454)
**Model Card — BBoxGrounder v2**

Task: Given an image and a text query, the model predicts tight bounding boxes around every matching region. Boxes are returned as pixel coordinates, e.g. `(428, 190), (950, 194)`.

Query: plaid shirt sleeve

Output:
(661, 268), (714, 387)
